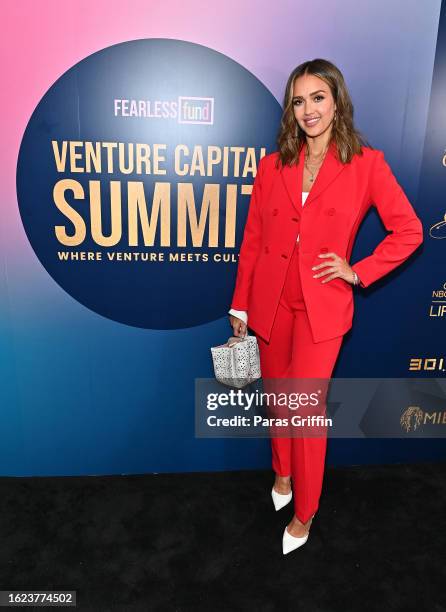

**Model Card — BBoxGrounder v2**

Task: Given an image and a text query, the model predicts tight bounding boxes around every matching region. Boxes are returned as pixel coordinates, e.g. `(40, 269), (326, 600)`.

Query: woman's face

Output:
(292, 73), (336, 138)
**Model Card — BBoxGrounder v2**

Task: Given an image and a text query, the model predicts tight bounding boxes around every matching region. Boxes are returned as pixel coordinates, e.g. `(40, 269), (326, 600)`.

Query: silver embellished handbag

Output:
(210, 330), (262, 389)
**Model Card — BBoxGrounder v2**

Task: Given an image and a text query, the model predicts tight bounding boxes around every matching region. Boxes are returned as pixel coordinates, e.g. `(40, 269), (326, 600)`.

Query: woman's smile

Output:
(304, 117), (321, 127)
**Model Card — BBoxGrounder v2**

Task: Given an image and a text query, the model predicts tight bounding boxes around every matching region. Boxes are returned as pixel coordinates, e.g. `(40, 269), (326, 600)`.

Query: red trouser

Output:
(256, 240), (344, 524)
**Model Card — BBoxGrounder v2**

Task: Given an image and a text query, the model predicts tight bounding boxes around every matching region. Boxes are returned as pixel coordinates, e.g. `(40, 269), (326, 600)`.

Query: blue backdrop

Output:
(1, 0), (444, 476)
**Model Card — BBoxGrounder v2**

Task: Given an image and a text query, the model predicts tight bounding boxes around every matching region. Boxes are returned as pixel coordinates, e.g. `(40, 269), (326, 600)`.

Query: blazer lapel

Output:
(280, 140), (347, 214)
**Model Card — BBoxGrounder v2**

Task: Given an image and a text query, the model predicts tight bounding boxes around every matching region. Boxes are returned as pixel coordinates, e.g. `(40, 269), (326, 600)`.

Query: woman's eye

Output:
(293, 95), (324, 105)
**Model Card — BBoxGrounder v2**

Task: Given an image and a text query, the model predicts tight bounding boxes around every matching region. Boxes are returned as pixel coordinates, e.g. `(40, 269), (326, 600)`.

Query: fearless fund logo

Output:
(113, 96), (214, 124)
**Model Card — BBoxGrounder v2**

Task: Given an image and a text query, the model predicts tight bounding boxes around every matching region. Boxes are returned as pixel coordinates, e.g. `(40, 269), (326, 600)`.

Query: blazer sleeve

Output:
(351, 150), (423, 288)
(229, 156), (265, 310)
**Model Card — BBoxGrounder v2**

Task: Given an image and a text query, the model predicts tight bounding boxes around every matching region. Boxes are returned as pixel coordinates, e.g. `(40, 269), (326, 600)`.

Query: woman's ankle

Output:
(274, 475), (291, 493)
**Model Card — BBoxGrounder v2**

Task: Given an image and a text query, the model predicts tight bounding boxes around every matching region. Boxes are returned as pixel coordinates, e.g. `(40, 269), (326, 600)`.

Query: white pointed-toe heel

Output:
(271, 486), (292, 511)
(282, 514), (315, 555)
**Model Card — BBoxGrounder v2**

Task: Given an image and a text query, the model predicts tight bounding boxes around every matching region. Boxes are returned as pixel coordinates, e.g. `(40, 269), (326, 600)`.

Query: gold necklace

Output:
(304, 144), (329, 182)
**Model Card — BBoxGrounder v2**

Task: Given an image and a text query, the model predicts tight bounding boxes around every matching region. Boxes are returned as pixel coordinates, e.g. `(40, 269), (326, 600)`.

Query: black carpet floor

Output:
(0, 461), (445, 612)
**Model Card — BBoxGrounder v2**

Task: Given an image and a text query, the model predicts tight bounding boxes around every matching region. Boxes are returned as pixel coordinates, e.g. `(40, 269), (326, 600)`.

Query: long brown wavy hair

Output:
(276, 58), (372, 168)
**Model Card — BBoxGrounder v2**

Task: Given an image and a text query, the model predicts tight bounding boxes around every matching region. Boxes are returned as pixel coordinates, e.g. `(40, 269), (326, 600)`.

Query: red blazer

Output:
(230, 141), (423, 343)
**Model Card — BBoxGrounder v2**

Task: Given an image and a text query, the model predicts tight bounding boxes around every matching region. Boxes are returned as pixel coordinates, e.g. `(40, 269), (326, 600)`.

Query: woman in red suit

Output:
(228, 58), (423, 555)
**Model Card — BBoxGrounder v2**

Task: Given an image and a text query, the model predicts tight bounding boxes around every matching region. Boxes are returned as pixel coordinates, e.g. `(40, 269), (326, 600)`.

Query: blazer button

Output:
(264, 246), (269, 254)
(281, 253), (288, 259)
(320, 247), (328, 253)
(272, 208), (279, 216)
(326, 207), (336, 216)
(291, 217), (299, 222)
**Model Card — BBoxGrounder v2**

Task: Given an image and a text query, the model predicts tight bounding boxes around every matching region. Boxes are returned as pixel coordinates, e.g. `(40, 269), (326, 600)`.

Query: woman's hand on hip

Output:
(311, 252), (357, 284)
(229, 315), (247, 337)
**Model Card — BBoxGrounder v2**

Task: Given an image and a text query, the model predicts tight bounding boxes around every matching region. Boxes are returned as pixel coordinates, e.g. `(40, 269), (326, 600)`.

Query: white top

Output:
(296, 191), (309, 243)
(228, 192), (309, 325)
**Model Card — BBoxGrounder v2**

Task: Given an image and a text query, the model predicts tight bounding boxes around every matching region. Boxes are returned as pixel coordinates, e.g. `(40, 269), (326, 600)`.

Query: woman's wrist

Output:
(351, 270), (360, 286)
